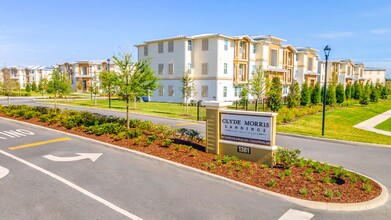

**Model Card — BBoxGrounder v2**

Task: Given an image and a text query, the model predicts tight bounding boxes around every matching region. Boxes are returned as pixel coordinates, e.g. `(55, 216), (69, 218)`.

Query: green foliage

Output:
(300, 81), (311, 106)
(46, 69), (72, 108)
(324, 189), (333, 198)
(249, 65), (268, 111)
(363, 184), (372, 192)
(162, 138), (173, 147)
(25, 83), (31, 93)
(125, 129), (142, 139)
(208, 163), (216, 170)
(31, 81), (38, 92)
(146, 135), (157, 145)
(381, 85), (389, 99)
(336, 83), (345, 104)
(267, 76), (283, 112)
(176, 128), (204, 143)
(86, 123), (123, 136)
(360, 84), (370, 105)
(275, 147), (301, 168)
(180, 70), (197, 114)
(287, 81), (301, 108)
(299, 188), (308, 195)
(370, 83), (379, 103)
(353, 81), (362, 100)
(268, 179), (276, 187)
(326, 86), (336, 106)
(345, 83), (352, 99)
(311, 82), (321, 104)
(239, 84), (249, 108)
(321, 176), (331, 184)
(336, 190), (342, 198)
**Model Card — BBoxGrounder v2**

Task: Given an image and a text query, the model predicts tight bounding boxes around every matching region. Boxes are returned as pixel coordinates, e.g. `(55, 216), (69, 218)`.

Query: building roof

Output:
(365, 67), (386, 71)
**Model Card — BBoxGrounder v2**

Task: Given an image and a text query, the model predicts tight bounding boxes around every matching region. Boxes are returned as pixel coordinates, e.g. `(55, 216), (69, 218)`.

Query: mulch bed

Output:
(1, 114), (382, 203)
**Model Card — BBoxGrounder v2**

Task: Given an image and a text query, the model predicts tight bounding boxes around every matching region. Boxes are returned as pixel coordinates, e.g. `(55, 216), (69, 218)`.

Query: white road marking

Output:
(0, 149), (142, 220)
(43, 153), (103, 162)
(0, 165), (9, 179)
(278, 209), (314, 220)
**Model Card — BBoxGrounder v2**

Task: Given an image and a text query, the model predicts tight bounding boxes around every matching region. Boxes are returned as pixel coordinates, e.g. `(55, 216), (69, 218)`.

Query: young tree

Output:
(360, 84), (370, 105)
(46, 68), (72, 109)
(239, 84), (249, 109)
(267, 76), (282, 112)
(300, 81), (311, 106)
(248, 65), (268, 111)
(370, 83), (379, 103)
(113, 51), (158, 129)
(311, 82), (321, 105)
(353, 81), (362, 100)
(326, 85), (336, 106)
(287, 81), (300, 108)
(180, 70), (196, 115)
(335, 83), (345, 104)
(99, 70), (119, 108)
(25, 83), (31, 93)
(31, 81), (38, 92)
(345, 83), (352, 100)
(1, 68), (18, 105)
(380, 85), (389, 99)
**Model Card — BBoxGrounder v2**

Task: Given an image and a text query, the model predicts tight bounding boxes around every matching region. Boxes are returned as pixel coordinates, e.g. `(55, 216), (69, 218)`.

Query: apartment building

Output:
(0, 66), (53, 89)
(295, 47), (319, 86)
(57, 60), (114, 92)
(364, 67), (386, 84)
(136, 34), (316, 102)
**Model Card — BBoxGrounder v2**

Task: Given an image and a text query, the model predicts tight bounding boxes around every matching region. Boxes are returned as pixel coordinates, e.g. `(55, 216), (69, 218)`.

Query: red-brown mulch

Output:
(2, 114), (382, 203)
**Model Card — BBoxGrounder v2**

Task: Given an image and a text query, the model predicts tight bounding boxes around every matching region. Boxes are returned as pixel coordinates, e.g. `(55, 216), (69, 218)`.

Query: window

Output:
(158, 64), (164, 75)
(271, 49), (278, 66)
(188, 40), (192, 51)
(224, 39), (228, 51)
(168, 85), (174, 96)
(224, 63), (228, 74)
(252, 44), (256, 54)
(168, 41), (174, 52)
(202, 39), (208, 51)
(295, 54), (299, 61)
(239, 42), (243, 54)
(223, 86), (227, 98)
(234, 86), (240, 97)
(158, 42), (164, 53)
(307, 57), (313, 71)
(97, 66), (101, 71)
(158, 85), (164, 96)
(202, 63), (208, 75)
(187, 63), (192, 72)
(201, 85), (208, 97)
(252, 65), (256, 73)
(82, 67), (87, 75)
(168, 63), (174, 74)
(144, 45), (148, 56)
(239, 64), (244, 80)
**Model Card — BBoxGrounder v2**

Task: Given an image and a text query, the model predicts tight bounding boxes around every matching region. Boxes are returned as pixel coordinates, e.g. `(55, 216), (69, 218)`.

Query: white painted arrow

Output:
(43, 153), (102, 162)
(0, 165), (9, 179)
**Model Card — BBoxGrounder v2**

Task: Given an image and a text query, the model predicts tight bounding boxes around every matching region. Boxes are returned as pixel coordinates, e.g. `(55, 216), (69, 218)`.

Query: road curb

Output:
(277, 132), (391, 148)
(0, 116), (388, 211)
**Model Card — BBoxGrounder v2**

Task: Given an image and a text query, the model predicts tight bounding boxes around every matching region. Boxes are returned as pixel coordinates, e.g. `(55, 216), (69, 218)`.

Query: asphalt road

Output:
(1, 97), (391, 219)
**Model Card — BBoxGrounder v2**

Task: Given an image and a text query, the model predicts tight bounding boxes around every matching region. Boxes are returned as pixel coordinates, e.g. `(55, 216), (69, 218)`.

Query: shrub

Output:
(268, 179), (276, 187)
(370, 84), (379, 103)
(287, 81), (301, 108)
(87, 123), (123, 136)
(25, 83), (31, 93)
(336, 190), (342, 198)
(208, 163), (216, 170)
(275, 147), (301, 168)
(299, 188), (308, 195)
(162, 138), (173, 147)
(125, 129), (142, 139)
(324, 189), (333, 198)
(336, 83), (345, 104)
(267, 77), (283, 112)
(300, 82), (311, 106)
(311, 82), (321, 104)
(326, 86), (336, 106)
(345, 83), (352, 99)
(112, 132), (126, 141)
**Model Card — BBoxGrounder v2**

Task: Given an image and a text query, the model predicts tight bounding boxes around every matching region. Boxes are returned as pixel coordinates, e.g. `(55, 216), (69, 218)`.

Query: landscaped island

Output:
(0, 104), (382, 204)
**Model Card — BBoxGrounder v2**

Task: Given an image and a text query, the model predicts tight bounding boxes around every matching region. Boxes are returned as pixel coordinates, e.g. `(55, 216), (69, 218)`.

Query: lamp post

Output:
(90, 66), (93, 100)
(322, 45), (331, 136)
(107, 58), (111, 108)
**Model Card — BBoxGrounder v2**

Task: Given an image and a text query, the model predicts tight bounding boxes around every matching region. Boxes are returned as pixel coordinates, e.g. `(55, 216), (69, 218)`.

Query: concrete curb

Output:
(0, 116), (388, 211)
(277, 132), (391, 149)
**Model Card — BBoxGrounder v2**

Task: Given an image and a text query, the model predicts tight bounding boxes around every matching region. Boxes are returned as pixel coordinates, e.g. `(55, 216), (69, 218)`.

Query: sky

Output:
(1, 0), (390, 78)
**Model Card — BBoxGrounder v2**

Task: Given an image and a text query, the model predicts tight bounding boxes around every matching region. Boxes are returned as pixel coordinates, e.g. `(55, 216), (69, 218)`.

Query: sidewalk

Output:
(354, 109), (391, 136)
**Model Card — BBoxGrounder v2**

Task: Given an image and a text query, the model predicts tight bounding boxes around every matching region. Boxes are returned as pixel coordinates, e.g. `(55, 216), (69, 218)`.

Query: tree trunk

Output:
(185, 97), (188, 115)
(7, 95), (10, 106)
(255, 99), (258, 112)
(126, 96), (130, 129)
(54, 92), (57, 110)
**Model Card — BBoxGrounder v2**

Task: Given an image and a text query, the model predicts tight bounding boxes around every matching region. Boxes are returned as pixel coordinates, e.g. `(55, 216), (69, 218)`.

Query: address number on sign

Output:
(237, 146), (251, 154)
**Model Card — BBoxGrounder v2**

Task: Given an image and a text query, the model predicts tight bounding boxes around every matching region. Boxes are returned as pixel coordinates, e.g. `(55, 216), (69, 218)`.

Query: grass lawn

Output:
(375, 118), (391, 132)
(46, 98), (207, 121)
(277, 100), (391, 145)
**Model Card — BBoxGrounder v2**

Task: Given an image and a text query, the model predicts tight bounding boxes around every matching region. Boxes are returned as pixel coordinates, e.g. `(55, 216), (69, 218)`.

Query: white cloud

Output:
(370, 28), (391, 35)
(316, 32), (354, 39)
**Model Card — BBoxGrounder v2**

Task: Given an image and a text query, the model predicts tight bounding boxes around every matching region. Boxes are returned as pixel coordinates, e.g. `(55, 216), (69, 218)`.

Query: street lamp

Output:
(322, 45), (331, 136)
(90, 66), (93, 100)
(107, 58), (111, 108)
